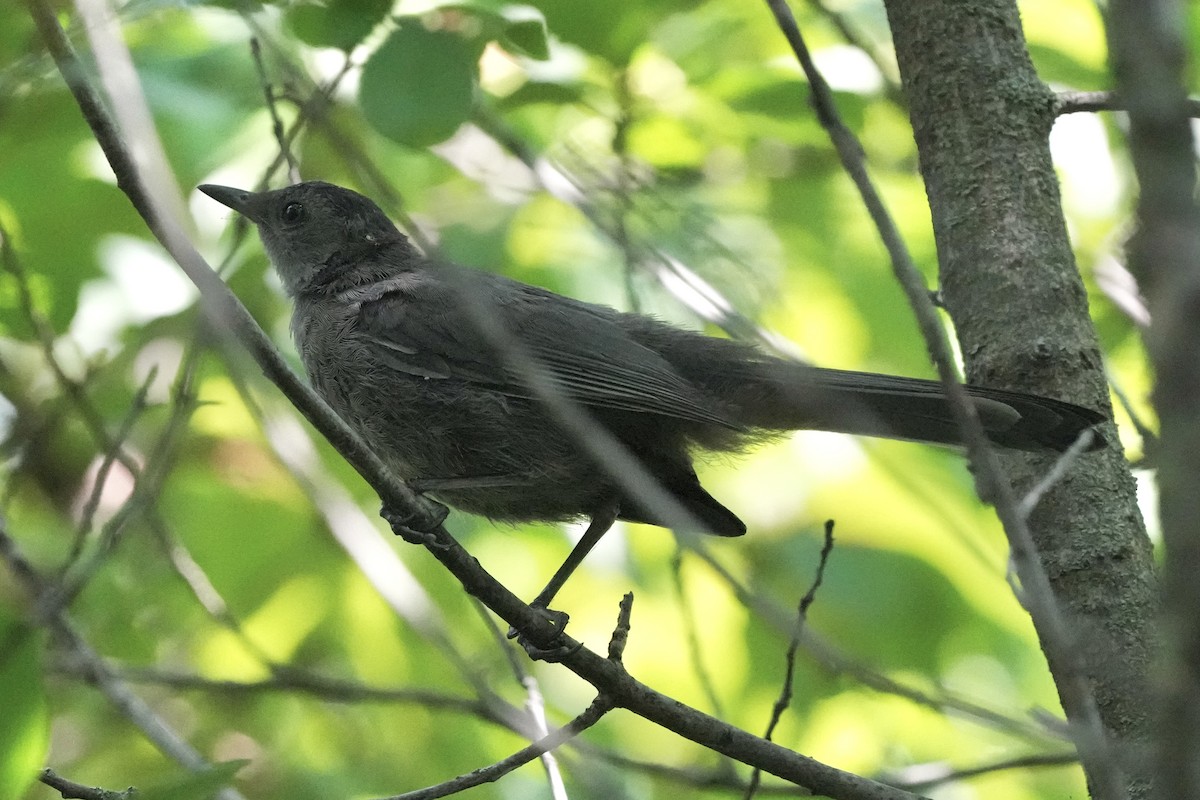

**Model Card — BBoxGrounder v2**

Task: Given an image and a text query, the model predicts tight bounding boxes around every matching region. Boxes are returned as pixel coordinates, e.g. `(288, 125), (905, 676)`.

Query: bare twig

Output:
(40, 350), (200, 620)
(39, 768), (136, 800)
(670, 544), (727, 719)
(608, 592), (635, 663)
(1055, 89), (1200, 117)
(885, 749), (1079, 792)
(1105, 371), (1157, 455)
(380, 696), (615, 800)
(745, 520), (835, 799)
(681, 535), (1063, 744)
(250, 37), (300, 183)
(69, 366), (155, 564)
(803, 0), (904, 103)
(1016, 430), (1096, 518)
(473, 109), (792, 357)
(61, 663), (524, 724)
(521, 675), (570, 800)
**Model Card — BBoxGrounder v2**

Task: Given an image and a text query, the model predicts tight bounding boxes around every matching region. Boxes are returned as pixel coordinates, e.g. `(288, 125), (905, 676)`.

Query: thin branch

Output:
(682, 532), (1065, 745)
(380, 697), (615, 800)
(1055, 88), (1200, 117)
(39, 769), (136, 800)
(250, 37), (299, 183)
(241, 27), (439, 252)
(473, 109), (794, 358)
(745, 520), (835, 800)
(80, 658), (844, 798)
(803, 0), (905, 104)
(69, 366), (155, 565)
(1105, 369), (1157, 455)
(1017, 430), (1096, 519)
(670, 543), (728, 720)
(885, 749), (1079, 792)
(521, 675), (570, 800)
(62, 664), (521, 722)
(39, 349), (200, 620)
(607, 592), (635, 663)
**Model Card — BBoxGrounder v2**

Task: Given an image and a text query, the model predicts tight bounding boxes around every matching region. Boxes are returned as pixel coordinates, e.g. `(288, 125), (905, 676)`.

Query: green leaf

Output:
(285, 0), (392, 51)
(359, 22), (481, 147)
(418, 3), (550, 60)
(499, 16), (549, 60)
(0, 620), (48, 800)
(531, 0), (691, 64)
(493, 79), (584, 111)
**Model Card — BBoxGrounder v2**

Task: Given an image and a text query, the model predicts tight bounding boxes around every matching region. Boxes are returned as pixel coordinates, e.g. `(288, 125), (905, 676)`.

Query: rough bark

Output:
(881, 1), (1157, 797)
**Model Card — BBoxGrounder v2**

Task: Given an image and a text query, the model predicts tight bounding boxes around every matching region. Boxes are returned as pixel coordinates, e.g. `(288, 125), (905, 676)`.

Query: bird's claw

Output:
(380, 502), (450, 548)
(507, 606), (581, 662)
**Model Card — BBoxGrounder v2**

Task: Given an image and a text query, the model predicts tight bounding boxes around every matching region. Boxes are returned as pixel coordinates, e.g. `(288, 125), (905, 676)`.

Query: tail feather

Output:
(720, 365), (1106, 453)
(618, 318), (1106, 453)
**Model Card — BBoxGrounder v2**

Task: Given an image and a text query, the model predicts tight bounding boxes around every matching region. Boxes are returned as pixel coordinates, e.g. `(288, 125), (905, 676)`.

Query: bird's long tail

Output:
(728, 364), (1106, 452)
(622, 317), (1107, 452)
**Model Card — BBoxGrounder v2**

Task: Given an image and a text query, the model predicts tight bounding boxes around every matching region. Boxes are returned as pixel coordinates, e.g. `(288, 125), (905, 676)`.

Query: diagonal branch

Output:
(381, 696), (614, 800)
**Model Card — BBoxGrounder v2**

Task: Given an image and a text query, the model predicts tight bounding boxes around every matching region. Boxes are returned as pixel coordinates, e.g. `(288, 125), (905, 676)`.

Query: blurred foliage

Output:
(0, 0), (1164, 798)
(0, 622), (47, 800)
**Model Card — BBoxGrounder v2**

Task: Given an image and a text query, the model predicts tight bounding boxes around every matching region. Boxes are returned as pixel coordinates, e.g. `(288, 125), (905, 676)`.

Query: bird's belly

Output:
(306, 358), (606, 522)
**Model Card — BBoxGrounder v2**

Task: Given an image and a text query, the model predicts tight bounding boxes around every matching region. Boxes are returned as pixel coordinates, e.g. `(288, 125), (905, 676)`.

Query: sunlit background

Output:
(0, 0), (1161, 797)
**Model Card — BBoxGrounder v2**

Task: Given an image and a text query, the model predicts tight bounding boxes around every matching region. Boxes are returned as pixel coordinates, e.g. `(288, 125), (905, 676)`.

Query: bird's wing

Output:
(355, 268), (740, 429)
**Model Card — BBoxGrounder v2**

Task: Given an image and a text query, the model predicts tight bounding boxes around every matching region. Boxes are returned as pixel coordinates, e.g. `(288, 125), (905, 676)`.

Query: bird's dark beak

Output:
(198, 184), (266, 224)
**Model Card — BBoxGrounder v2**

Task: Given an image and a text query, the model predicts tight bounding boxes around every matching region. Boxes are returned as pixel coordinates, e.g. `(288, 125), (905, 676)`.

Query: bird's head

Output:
(199, 181), (409, 295)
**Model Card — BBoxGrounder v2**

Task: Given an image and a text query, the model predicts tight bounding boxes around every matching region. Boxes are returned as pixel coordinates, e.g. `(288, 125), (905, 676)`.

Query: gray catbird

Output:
(200, 181), (1104, 618)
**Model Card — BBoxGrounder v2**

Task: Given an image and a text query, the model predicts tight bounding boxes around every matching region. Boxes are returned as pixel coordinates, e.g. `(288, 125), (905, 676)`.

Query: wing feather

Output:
(356, 268), (741, 430)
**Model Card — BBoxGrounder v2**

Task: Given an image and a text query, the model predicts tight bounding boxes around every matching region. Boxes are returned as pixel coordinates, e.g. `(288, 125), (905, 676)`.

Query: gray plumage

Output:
(200, 181), (1104, 590)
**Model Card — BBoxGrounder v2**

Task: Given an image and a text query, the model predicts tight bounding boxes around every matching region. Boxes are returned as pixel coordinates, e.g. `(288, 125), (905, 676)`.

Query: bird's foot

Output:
(380, 501), (449, 548)
(507, 605), (582, 662)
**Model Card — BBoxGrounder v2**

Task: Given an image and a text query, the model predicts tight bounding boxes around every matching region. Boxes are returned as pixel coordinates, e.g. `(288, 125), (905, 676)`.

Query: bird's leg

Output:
(508, 499), (620, 661)
(531, 501), (621, 610)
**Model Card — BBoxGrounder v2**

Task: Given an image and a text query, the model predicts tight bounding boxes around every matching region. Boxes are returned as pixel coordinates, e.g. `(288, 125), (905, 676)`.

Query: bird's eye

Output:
(281, 202), (305, 224)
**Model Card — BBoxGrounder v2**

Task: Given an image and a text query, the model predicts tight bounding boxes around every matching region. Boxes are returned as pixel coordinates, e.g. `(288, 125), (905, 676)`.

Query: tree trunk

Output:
(882, 1), (1157, 797)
